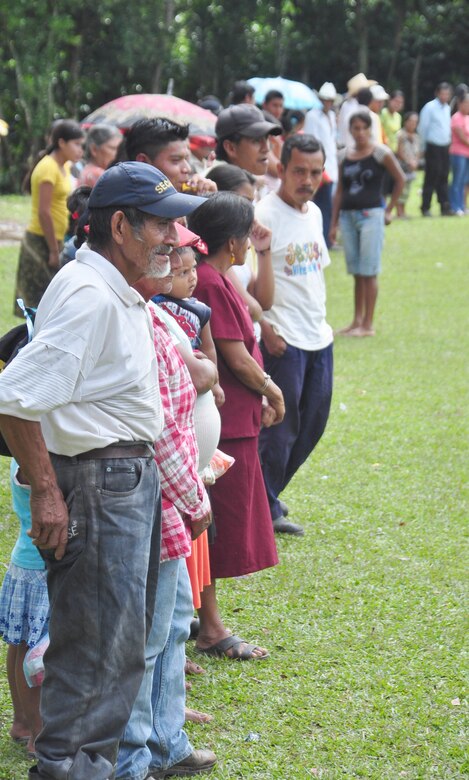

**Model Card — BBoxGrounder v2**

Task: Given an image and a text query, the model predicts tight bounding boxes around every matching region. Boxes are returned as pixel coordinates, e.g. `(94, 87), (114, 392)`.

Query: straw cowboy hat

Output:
(346, 73), (378, 97)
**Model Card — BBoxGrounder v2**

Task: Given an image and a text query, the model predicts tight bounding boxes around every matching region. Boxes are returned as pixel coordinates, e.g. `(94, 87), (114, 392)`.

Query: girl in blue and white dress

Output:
(0, 460), (49, 758)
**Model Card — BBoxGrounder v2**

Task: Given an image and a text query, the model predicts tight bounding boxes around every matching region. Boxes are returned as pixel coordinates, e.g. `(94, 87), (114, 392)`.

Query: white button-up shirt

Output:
(418, 98), (451, 147)
(304, 107), (338, 182)
(0, 246), (162, 455)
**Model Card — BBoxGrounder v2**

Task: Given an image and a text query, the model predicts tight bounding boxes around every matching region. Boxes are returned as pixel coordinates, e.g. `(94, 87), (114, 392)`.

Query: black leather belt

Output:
(74, 442), (154, 460)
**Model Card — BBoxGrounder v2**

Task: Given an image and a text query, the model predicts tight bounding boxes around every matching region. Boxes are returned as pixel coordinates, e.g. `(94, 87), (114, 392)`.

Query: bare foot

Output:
(185, 707), (214, 724)
(335, 323), (362, 336)
(185, 658), (206, 675)
(348, 326), (375, 337)
(185, 680), (192, 691)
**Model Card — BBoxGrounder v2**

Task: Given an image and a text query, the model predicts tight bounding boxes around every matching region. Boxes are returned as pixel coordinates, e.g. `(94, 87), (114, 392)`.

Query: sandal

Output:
(196, 634), (269, 661)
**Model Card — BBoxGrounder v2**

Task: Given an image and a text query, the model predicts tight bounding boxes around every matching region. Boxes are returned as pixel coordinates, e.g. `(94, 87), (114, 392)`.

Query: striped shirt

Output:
(0, 247), (162, 455)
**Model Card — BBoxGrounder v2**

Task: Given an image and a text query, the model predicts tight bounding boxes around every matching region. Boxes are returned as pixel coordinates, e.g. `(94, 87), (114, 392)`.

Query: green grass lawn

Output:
(0, 187), (467, 779)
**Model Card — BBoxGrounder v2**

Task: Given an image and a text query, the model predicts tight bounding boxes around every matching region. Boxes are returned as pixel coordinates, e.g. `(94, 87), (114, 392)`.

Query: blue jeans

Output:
(35, 453), (161, 780)
(259, 342), (333, 521)
(449, 154), (469, 212)
(339, 208), (384, 276)
(117, 559), (194, 780)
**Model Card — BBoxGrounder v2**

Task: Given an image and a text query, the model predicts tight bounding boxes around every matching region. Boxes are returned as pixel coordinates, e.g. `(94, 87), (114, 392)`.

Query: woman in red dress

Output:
(188, 192), (285, 660)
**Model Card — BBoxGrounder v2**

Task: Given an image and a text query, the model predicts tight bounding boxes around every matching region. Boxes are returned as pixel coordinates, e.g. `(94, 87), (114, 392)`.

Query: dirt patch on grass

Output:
(0, 220), (23, 245)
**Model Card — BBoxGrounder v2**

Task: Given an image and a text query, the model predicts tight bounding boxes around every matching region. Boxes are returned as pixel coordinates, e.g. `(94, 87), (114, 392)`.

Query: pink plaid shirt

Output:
(150, 303), (211, 562)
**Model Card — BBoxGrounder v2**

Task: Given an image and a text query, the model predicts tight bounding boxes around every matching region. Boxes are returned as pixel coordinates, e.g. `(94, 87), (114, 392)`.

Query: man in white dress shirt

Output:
(0, 161), (204, 780)
(304, 82), (339, 245)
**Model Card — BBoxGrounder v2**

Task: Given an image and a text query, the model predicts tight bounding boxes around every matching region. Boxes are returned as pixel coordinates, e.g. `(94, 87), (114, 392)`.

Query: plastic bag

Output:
(23, 633), (49, 687)
(201, 448), (235, 485)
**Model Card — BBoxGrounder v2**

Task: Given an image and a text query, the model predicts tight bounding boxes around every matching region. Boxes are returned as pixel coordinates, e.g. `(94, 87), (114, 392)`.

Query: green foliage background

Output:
(1, 0), (468, 191)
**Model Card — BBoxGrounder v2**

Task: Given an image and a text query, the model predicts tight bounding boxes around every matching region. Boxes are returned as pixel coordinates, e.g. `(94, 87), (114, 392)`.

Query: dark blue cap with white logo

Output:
(88, 161), (205, 218)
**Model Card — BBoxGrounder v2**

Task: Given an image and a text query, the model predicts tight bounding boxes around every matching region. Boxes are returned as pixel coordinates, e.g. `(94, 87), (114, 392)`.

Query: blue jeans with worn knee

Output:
(259, 342), (333, 521)
(35, 453), (161, 780)
(117, 558), (193, 780)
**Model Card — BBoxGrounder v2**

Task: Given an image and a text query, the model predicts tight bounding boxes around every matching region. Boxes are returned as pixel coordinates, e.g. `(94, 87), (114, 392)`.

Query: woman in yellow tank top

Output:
(14, 120), (84, 314)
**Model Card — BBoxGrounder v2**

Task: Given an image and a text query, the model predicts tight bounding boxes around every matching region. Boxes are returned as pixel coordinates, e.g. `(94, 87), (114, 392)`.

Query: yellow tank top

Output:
(28, 155), (72, 241)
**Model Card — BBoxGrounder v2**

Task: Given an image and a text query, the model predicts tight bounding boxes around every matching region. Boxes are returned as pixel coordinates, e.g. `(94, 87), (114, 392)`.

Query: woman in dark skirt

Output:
(188, 192), (284, 660)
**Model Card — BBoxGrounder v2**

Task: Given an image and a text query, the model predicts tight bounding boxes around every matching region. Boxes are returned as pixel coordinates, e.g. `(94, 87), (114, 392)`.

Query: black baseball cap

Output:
(88, 161), (205, 218)
(216, 104), (282, 140)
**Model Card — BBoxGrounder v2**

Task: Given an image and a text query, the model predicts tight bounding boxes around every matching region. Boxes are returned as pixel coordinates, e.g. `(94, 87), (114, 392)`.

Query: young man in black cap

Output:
(0, 162), (204, 780)
(214, 103), (282, 176)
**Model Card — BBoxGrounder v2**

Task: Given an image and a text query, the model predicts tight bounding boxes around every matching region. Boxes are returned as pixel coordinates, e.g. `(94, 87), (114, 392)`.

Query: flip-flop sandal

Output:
(196, 634), (269, 661)
(12, 736), (30, 745)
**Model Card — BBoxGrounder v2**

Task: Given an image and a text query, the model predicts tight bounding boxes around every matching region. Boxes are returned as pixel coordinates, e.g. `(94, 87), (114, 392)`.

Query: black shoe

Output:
(272, 516), (305, 536)
(148, 749), (217, 777)
(441, 209), (455, 216)
(278, 500), (289, 516)
(421, 210), (432, 217)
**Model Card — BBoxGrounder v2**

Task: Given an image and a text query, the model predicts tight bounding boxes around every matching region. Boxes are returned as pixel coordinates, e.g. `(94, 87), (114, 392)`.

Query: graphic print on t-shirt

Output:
(284, 240), (323, 277)
(343, 160), (373, 196)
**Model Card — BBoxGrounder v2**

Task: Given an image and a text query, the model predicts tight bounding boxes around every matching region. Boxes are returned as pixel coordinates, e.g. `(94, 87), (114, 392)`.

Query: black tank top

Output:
(340, 145), (389, 210)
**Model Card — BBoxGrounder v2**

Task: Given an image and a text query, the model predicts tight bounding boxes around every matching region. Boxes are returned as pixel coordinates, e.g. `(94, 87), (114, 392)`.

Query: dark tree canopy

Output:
(0, 0), (467, 191)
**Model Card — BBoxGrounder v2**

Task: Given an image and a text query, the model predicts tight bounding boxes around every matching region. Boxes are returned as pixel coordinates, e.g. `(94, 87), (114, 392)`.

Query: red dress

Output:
(194, 262), (278, 578)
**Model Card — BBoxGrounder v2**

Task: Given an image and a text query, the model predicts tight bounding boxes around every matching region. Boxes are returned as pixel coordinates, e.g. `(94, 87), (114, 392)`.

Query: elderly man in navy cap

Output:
(0, 162), (204, 780)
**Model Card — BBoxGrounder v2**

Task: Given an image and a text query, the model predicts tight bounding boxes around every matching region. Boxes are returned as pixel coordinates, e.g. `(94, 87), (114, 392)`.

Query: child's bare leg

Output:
(6, 644), (30, 742)
(15, 642), (42, 753)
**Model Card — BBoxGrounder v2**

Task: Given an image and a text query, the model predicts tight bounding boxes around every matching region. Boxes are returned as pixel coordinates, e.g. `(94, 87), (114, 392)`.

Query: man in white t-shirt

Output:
(256, 135), (334, 536)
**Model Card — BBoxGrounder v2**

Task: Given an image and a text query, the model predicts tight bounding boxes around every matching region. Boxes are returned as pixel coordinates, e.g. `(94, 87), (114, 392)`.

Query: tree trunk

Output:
(68, 41), (83, 119)
(355, 0), (369, 74)
(411, 51), (422, 111)
(151, 0), (175, 93)
(9, 42), (33, 136)
(152, 61), (163, 95)
(386, 3), (407, 86)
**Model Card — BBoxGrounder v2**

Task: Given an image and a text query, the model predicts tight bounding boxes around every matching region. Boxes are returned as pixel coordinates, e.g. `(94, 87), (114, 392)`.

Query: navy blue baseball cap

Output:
(88, 161), (205, 218)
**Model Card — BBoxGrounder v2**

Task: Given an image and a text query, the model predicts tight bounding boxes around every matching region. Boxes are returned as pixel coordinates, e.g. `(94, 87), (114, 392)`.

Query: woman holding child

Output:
(188, 192), (284, 660)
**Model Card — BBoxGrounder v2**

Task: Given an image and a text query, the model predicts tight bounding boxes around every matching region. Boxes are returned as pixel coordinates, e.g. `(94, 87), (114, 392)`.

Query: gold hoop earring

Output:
(230, 253), (236, 265)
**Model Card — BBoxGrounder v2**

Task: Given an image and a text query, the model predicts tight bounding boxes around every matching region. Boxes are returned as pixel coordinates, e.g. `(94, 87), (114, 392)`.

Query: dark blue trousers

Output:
(313, 182), (333, 248)
(259, 342), (333, 521)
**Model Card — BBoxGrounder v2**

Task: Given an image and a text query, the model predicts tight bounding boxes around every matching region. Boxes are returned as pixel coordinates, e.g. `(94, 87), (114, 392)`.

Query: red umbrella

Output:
(81, 94), (217, 137)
